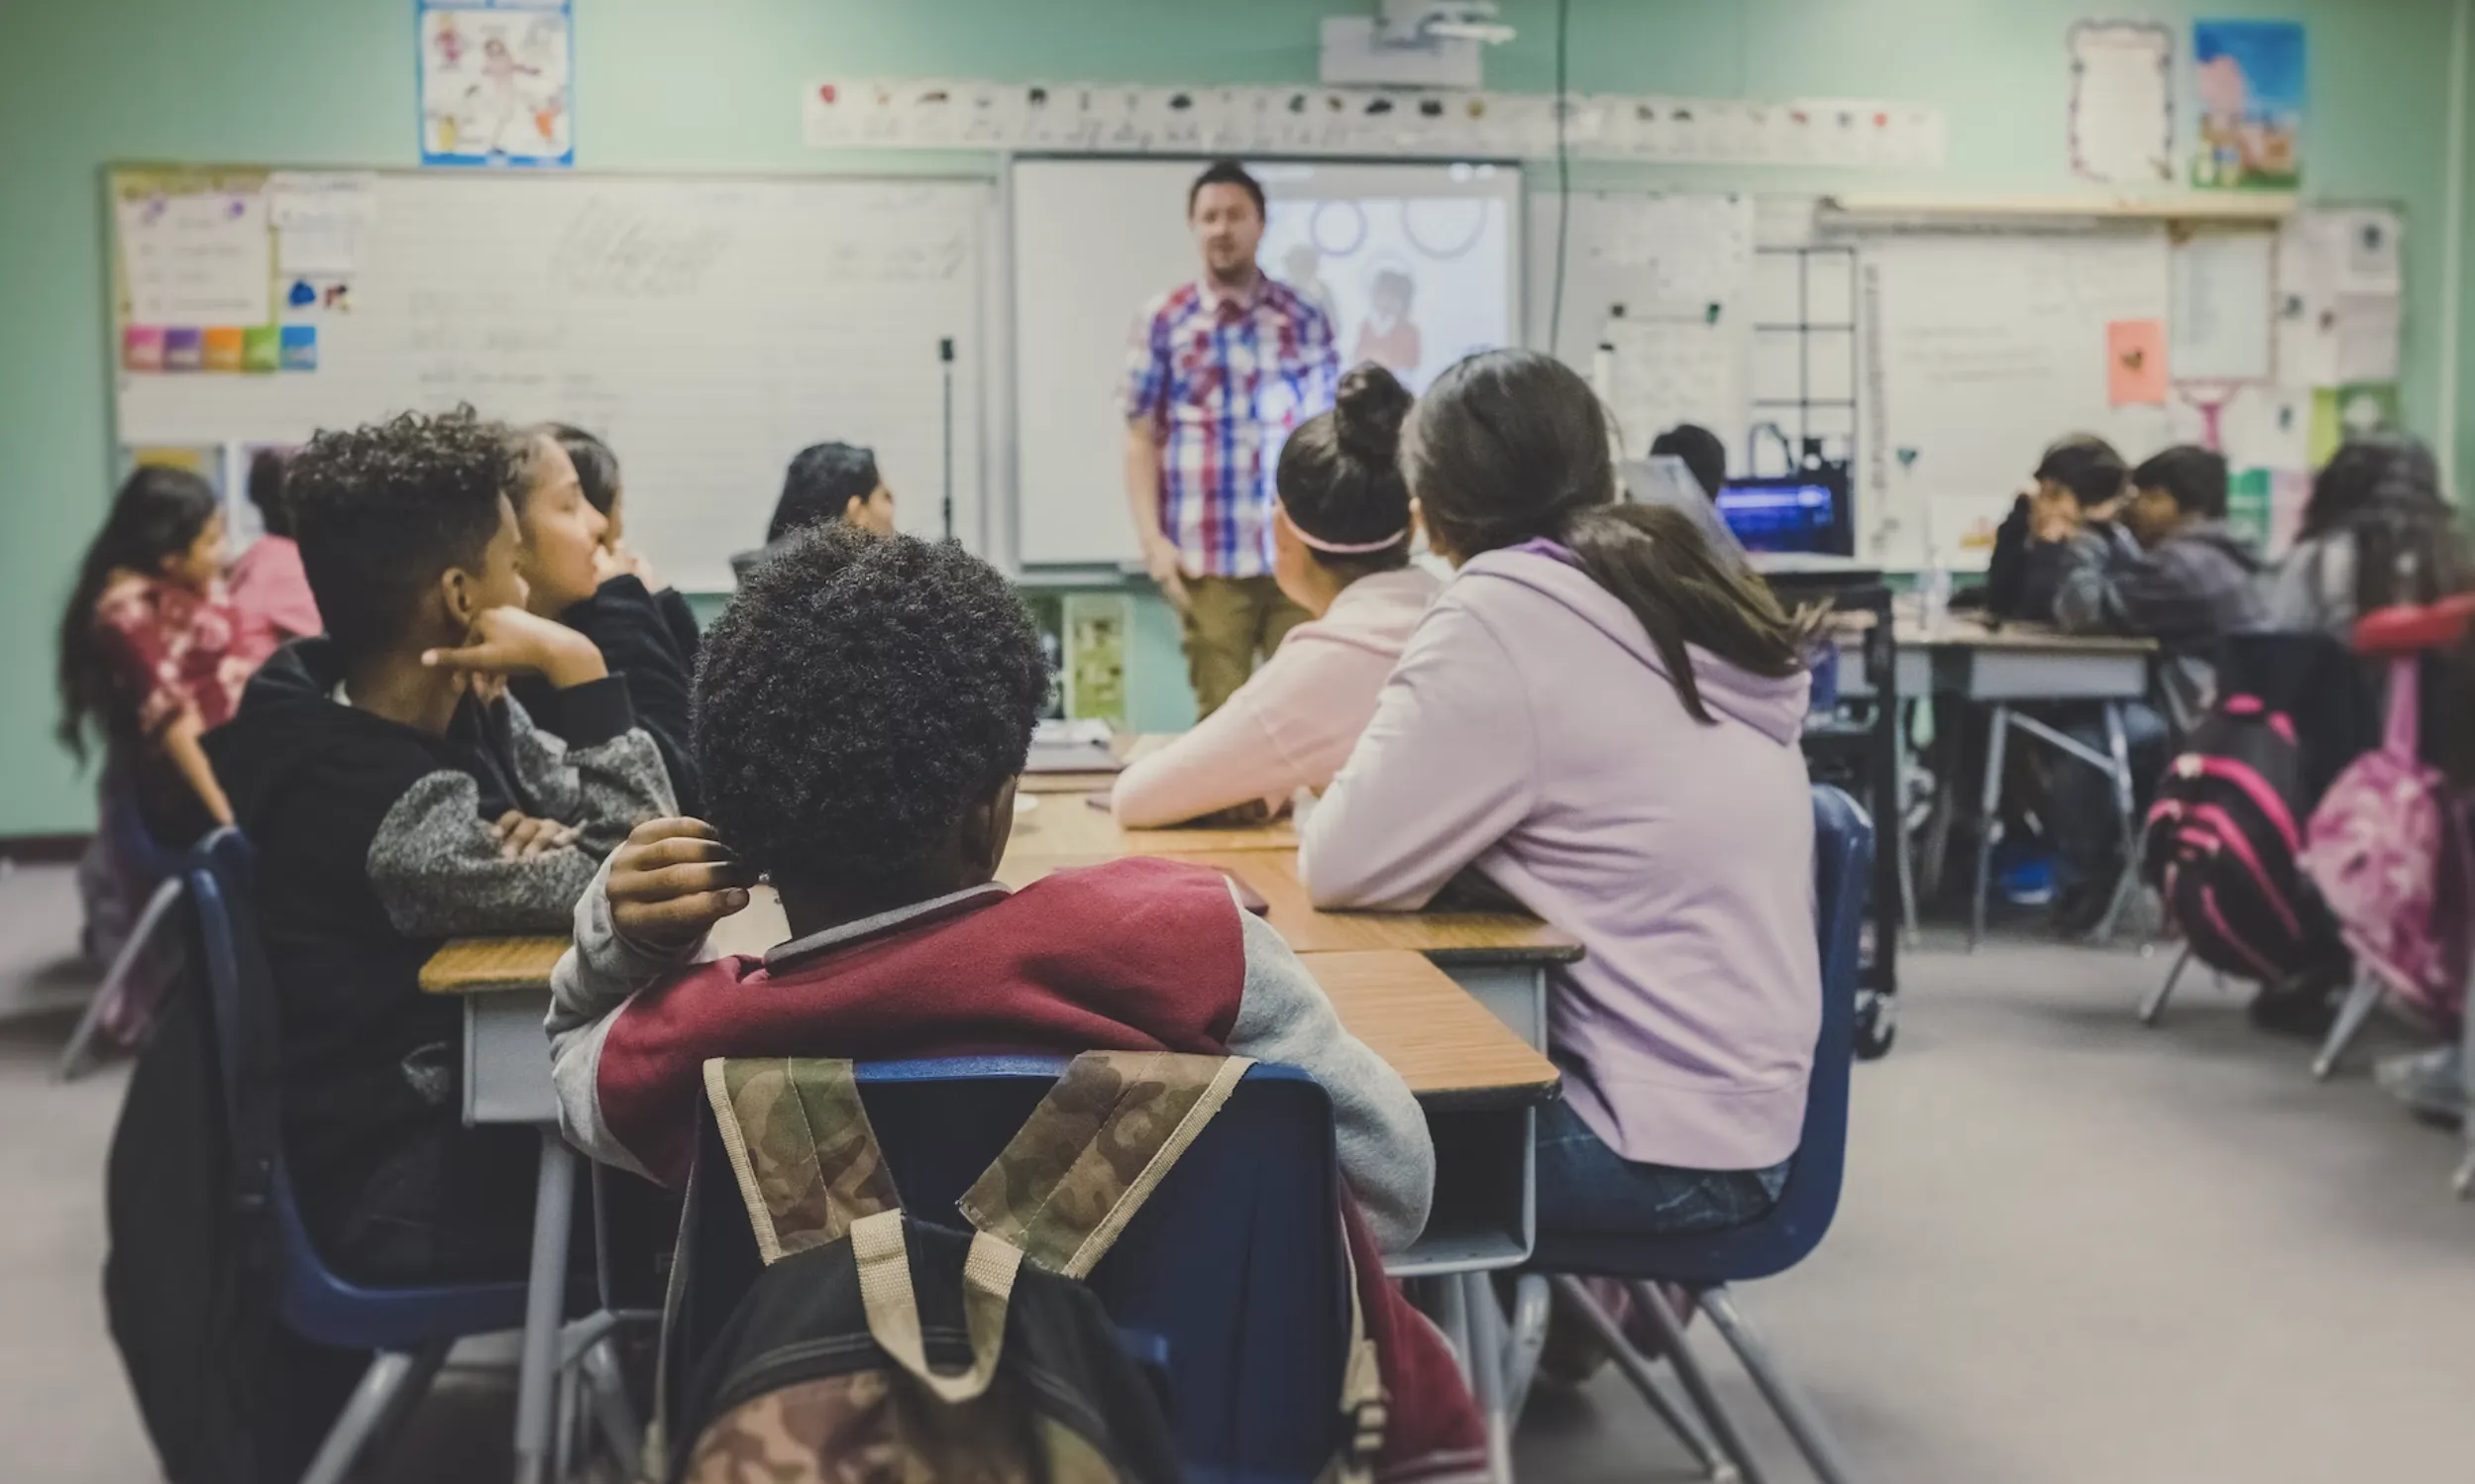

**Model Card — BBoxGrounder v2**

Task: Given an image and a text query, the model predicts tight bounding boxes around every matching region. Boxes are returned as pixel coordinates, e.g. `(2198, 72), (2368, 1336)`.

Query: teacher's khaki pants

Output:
(1182, 575), (1311, 719)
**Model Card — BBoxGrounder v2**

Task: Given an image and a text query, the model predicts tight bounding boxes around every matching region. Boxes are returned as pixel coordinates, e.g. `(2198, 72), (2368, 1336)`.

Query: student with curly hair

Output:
(203, 406), (674, 1286)
(544, 525), (1484, 1479)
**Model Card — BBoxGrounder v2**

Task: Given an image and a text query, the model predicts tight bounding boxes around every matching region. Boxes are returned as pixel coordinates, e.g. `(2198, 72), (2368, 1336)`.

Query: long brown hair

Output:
(1406, 348), (1813, 724)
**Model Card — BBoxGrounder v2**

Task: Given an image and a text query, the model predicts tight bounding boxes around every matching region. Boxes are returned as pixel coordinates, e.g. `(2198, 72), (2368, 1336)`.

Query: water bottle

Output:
(1919, 548), (1952, 634)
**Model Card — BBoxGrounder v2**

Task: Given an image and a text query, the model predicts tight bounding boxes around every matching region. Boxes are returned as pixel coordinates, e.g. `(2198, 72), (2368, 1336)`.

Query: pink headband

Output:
(1276, 499), (1409, 555)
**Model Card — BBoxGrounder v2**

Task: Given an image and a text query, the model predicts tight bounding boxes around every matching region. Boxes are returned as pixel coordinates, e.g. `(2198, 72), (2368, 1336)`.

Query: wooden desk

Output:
(1004, 792), (1297, 857)
(1017, 731), (1150, 795)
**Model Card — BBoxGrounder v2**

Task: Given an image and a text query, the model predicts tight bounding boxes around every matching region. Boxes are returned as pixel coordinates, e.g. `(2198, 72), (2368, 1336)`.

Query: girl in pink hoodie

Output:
(1302, 348), (1820, 1236)
(1112, 364), (1440, 827)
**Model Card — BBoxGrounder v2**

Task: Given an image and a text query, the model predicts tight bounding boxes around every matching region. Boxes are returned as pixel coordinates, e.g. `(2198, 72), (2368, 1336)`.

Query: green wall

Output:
(4, 0), (2469, 832)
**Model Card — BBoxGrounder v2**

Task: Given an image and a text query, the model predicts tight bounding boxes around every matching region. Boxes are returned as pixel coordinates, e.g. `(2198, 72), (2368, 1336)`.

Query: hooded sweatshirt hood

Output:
(1455, 544), (1810, 745)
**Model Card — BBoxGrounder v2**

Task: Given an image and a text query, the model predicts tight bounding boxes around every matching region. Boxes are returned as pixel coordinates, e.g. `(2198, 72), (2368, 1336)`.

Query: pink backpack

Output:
(2299, 656), (2471, 1030)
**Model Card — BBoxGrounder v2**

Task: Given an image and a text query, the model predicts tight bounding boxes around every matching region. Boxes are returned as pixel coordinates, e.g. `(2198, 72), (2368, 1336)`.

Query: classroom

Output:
(7, 1), (2475, 1480)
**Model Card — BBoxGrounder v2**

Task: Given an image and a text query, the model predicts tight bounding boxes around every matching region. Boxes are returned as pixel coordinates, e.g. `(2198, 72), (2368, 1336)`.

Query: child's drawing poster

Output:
(419, 0), (575, 168)
(2191, 19), (2304, 190)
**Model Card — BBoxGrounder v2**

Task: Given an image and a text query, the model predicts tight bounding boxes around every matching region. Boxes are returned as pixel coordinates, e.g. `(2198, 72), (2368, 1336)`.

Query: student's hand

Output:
(606, 818), (760, 952)
(606, 539), (665, 592)
(2031, 489), (2084, 544)
(492, 810), (579, 861)
(1142, 536), (1191, 613)
(423, 606), (608, 689)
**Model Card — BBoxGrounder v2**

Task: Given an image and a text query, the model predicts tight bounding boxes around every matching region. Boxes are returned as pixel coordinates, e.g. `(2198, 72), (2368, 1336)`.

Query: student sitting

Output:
(2267, 433), (2468, 637)
(1300, 349), (1820, 1241)
(1112, 365), (1438, 827)
(202, 407), (674, 1285)
(549, 423), (702, 658)
(59, 467), (245, 957)
(2042, 445), (2266, 924)
(1980, 435), (2129, 620)
(546, 525), (1481, 1477)
(503, 426), (703, 815)
(727, 440), (897, 580)
(227, 447), (323, 665)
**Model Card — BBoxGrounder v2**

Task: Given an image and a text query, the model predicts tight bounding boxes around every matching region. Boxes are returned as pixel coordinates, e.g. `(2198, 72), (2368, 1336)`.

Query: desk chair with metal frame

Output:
(1970, 698), (2148, 950)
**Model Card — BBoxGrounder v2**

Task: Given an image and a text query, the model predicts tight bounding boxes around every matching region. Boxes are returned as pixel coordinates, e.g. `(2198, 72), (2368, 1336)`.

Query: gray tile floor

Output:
(5, 863), (2468, 1483)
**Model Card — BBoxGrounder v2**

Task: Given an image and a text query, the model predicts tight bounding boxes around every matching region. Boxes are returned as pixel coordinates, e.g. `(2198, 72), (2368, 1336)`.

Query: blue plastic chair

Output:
(669, 1056), (1353, 1484)
(1521, 784), (1873, 1484)
(58, 768), (193, 1079)
(185, 828), (533, 1484)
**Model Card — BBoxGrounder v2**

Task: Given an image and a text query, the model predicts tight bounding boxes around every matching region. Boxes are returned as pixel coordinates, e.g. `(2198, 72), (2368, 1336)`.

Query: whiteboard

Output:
(1856, 229), (2173, 570)
(1011, 158), (1522, 569)
(114, 172), (992, 591)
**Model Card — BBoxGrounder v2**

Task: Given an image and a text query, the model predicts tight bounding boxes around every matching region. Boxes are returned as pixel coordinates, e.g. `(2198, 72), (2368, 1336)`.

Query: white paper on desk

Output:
(118, 187), (271, 327)
(2334, 292), (2403, 383)
(2069, 21), (2175, 183)
(2171, 233), (2275, 382)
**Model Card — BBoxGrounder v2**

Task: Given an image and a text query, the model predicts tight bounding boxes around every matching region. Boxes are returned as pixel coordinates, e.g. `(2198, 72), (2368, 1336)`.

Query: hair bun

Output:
(1331, 363), (1413, 469)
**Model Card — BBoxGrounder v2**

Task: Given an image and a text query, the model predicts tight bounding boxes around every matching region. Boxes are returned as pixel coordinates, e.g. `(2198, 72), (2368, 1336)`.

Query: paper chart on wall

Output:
(417, 1), (574, 167)
(1605, 316), (1751, 462)
(118, 185), (272, 329)
(2168, 232), (2273, 382)
(2069, 22), (2175, 184)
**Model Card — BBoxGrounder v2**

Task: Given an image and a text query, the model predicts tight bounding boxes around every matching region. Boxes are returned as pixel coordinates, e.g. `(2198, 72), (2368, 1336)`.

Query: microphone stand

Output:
(939, 337), (956, 543)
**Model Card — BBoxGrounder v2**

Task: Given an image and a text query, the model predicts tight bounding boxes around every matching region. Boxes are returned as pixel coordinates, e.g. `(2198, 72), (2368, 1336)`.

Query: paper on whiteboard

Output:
(267, 172), (377, 228)
(2069, 22), (2175, 183)
(2275, 213), (2338, 384)
(277, 226), (361, 277)
(2169, 232), (2273, 382)
(2324, 206), (2403, 294)
(1605, 315), (1749, 462)
(2334, 293), (2403, 383)
(119, 188), (271, 327)
(2172, 383), (2310, 470)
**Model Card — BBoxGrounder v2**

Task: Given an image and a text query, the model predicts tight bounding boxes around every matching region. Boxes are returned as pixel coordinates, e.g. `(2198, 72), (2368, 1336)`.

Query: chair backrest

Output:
(672, 1056), (1350, 1484)
(1587, 784), (1873, 1284)
(182, 829), (525, 1350)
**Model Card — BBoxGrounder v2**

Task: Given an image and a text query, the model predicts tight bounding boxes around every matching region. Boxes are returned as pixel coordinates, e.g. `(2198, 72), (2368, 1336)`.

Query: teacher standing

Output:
(1123, 160), (1341, 718)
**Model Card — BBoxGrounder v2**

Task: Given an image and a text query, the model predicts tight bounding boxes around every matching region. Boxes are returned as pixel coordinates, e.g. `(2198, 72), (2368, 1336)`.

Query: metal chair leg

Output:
(1970, 707), (2011, 952)
(1619, 1281), (1763, 1484)
(2140, 946), (2194, 1027)
(2092, 702), (2142, 946)
(299, 1350), (426, 1484)
(355, 1340), (451, 1471)
(1549, 1277), (1739, 1483)
(1501, 1275), (1552, 1428)
(57, 876), (183, 1082)
(581, 1334), (645, 1475)
(2313, 967), (2386, 1081)
(1461, 1273), (1512, 1484)
(1892, 699), (1921, 944)
(1699, 1289), (1858, 1484)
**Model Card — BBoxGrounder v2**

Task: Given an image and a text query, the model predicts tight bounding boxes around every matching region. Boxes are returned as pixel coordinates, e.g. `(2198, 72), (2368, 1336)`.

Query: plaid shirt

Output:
(1124, 276), (1340, 579)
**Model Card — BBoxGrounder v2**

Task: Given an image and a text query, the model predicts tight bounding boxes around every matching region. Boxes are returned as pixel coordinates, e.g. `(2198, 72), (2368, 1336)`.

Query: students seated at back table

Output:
(2267, 432), (2469, 638)
(544, 525), (1481, 1476)
(59, 467), (246, 958)
(2037, 445), (2266, 925)
(1300, 348), (1821, 1240)
(202, 407), (674, 1285)
(1979, 435), (2129, 621)
(727, 439), (898, 580)
(228, 447), (324, 665)
(502, 425), (703, 816)
(1112, 365), (1438, 827)
(549, 422), (702, 659)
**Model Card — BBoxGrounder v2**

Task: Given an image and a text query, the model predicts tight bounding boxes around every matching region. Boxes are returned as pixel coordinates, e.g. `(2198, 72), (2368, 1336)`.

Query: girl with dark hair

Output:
(544, 423), (701, 656)
(1303, 348), (1822, 1239)
(1112, 364), (1440, 826)
(2267, 432), (2469, 636)
(228, 446), (323, 662)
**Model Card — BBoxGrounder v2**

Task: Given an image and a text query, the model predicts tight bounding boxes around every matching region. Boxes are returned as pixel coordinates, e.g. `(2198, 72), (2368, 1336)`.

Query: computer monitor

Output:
(1716, 469), (1854, 557)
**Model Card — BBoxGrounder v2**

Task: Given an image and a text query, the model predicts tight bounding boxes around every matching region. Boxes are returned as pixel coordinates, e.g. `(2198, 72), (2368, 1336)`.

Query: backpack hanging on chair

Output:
(660, 1052), (1386, 1484)
(2301, 653), (2474, 1031)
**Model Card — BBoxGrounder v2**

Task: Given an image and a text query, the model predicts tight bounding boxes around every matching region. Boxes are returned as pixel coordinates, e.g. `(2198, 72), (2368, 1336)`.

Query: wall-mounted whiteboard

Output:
(1011, 158), (1522, 569)
(1856, 228), (2174, 570)
(113, 171), (992, 590)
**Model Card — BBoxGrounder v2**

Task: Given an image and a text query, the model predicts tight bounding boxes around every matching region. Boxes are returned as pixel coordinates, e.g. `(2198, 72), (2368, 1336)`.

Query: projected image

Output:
(1258, 186), (1513, 394)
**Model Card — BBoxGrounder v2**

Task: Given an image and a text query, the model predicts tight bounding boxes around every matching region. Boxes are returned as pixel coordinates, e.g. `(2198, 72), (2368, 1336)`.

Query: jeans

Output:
(1533, 1098), (1791, 1237)
(2047, 700), (2171, 894)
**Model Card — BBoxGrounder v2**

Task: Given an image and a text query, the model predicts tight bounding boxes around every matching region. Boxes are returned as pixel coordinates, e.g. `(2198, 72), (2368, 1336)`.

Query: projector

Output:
(1321, 2), (1513, 89)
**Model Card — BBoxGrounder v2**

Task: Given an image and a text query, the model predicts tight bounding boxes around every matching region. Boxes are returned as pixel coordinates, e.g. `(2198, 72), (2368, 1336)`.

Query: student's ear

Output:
(961, 778), (1019, 878)
(437, 564), (484, 633)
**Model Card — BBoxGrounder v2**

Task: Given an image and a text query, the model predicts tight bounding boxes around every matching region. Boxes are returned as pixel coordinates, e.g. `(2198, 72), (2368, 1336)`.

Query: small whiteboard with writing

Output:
(1859, 229), (2172, 569)
(114, 171), (990, 590)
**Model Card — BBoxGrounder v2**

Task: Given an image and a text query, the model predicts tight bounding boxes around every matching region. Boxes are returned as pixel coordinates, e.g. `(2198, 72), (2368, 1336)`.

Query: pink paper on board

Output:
(2108, 318), (2169, 405)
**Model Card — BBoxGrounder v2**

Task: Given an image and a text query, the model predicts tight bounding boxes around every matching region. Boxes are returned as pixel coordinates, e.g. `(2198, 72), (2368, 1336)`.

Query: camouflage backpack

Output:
(658, 1051), (1383, 1484)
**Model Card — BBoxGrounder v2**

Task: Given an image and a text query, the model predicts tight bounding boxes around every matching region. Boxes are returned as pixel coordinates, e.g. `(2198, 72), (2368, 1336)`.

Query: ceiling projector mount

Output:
(1321, 2), (1515, 89)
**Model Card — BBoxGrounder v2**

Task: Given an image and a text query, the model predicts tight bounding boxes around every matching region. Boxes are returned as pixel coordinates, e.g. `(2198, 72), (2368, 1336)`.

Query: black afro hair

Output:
(693, 525), (1050, 888)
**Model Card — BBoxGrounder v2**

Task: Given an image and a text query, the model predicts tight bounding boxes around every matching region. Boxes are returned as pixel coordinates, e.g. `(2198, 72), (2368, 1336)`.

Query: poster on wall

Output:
(2191, 19), (2304, 190)
(418, 0), (574, 167)
(2067, 21), (2173, 183)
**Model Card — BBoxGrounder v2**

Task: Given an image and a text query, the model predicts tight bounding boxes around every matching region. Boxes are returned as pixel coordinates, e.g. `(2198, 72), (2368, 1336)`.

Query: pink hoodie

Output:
(1301, 546), (1816, 1171)
(1111, 566), (1440, 827)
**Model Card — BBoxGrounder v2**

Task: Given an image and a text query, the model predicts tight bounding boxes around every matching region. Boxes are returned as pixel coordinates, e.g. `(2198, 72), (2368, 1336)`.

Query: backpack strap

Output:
(2387, 655), (2421, 758)
(700, 1057), (902, 1263)
(848, 1210), (1022, 1404)
(958, 1051), (1251, 1279)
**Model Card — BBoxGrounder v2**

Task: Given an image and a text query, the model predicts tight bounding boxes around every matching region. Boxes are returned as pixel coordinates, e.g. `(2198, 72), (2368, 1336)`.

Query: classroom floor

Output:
(3, 862), (2467, 1484)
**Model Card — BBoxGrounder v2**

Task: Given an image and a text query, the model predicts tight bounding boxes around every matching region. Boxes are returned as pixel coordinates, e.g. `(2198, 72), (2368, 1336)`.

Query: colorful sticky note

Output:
(286, 278), (318, 310)
(201, 327), (245, 372)
(122, 326), (164, 372)
(162, 327), (204, 371)
(241, 325), (280, 373)
(279, 324), (318, 371)
(2106, 318), (2169, 405)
